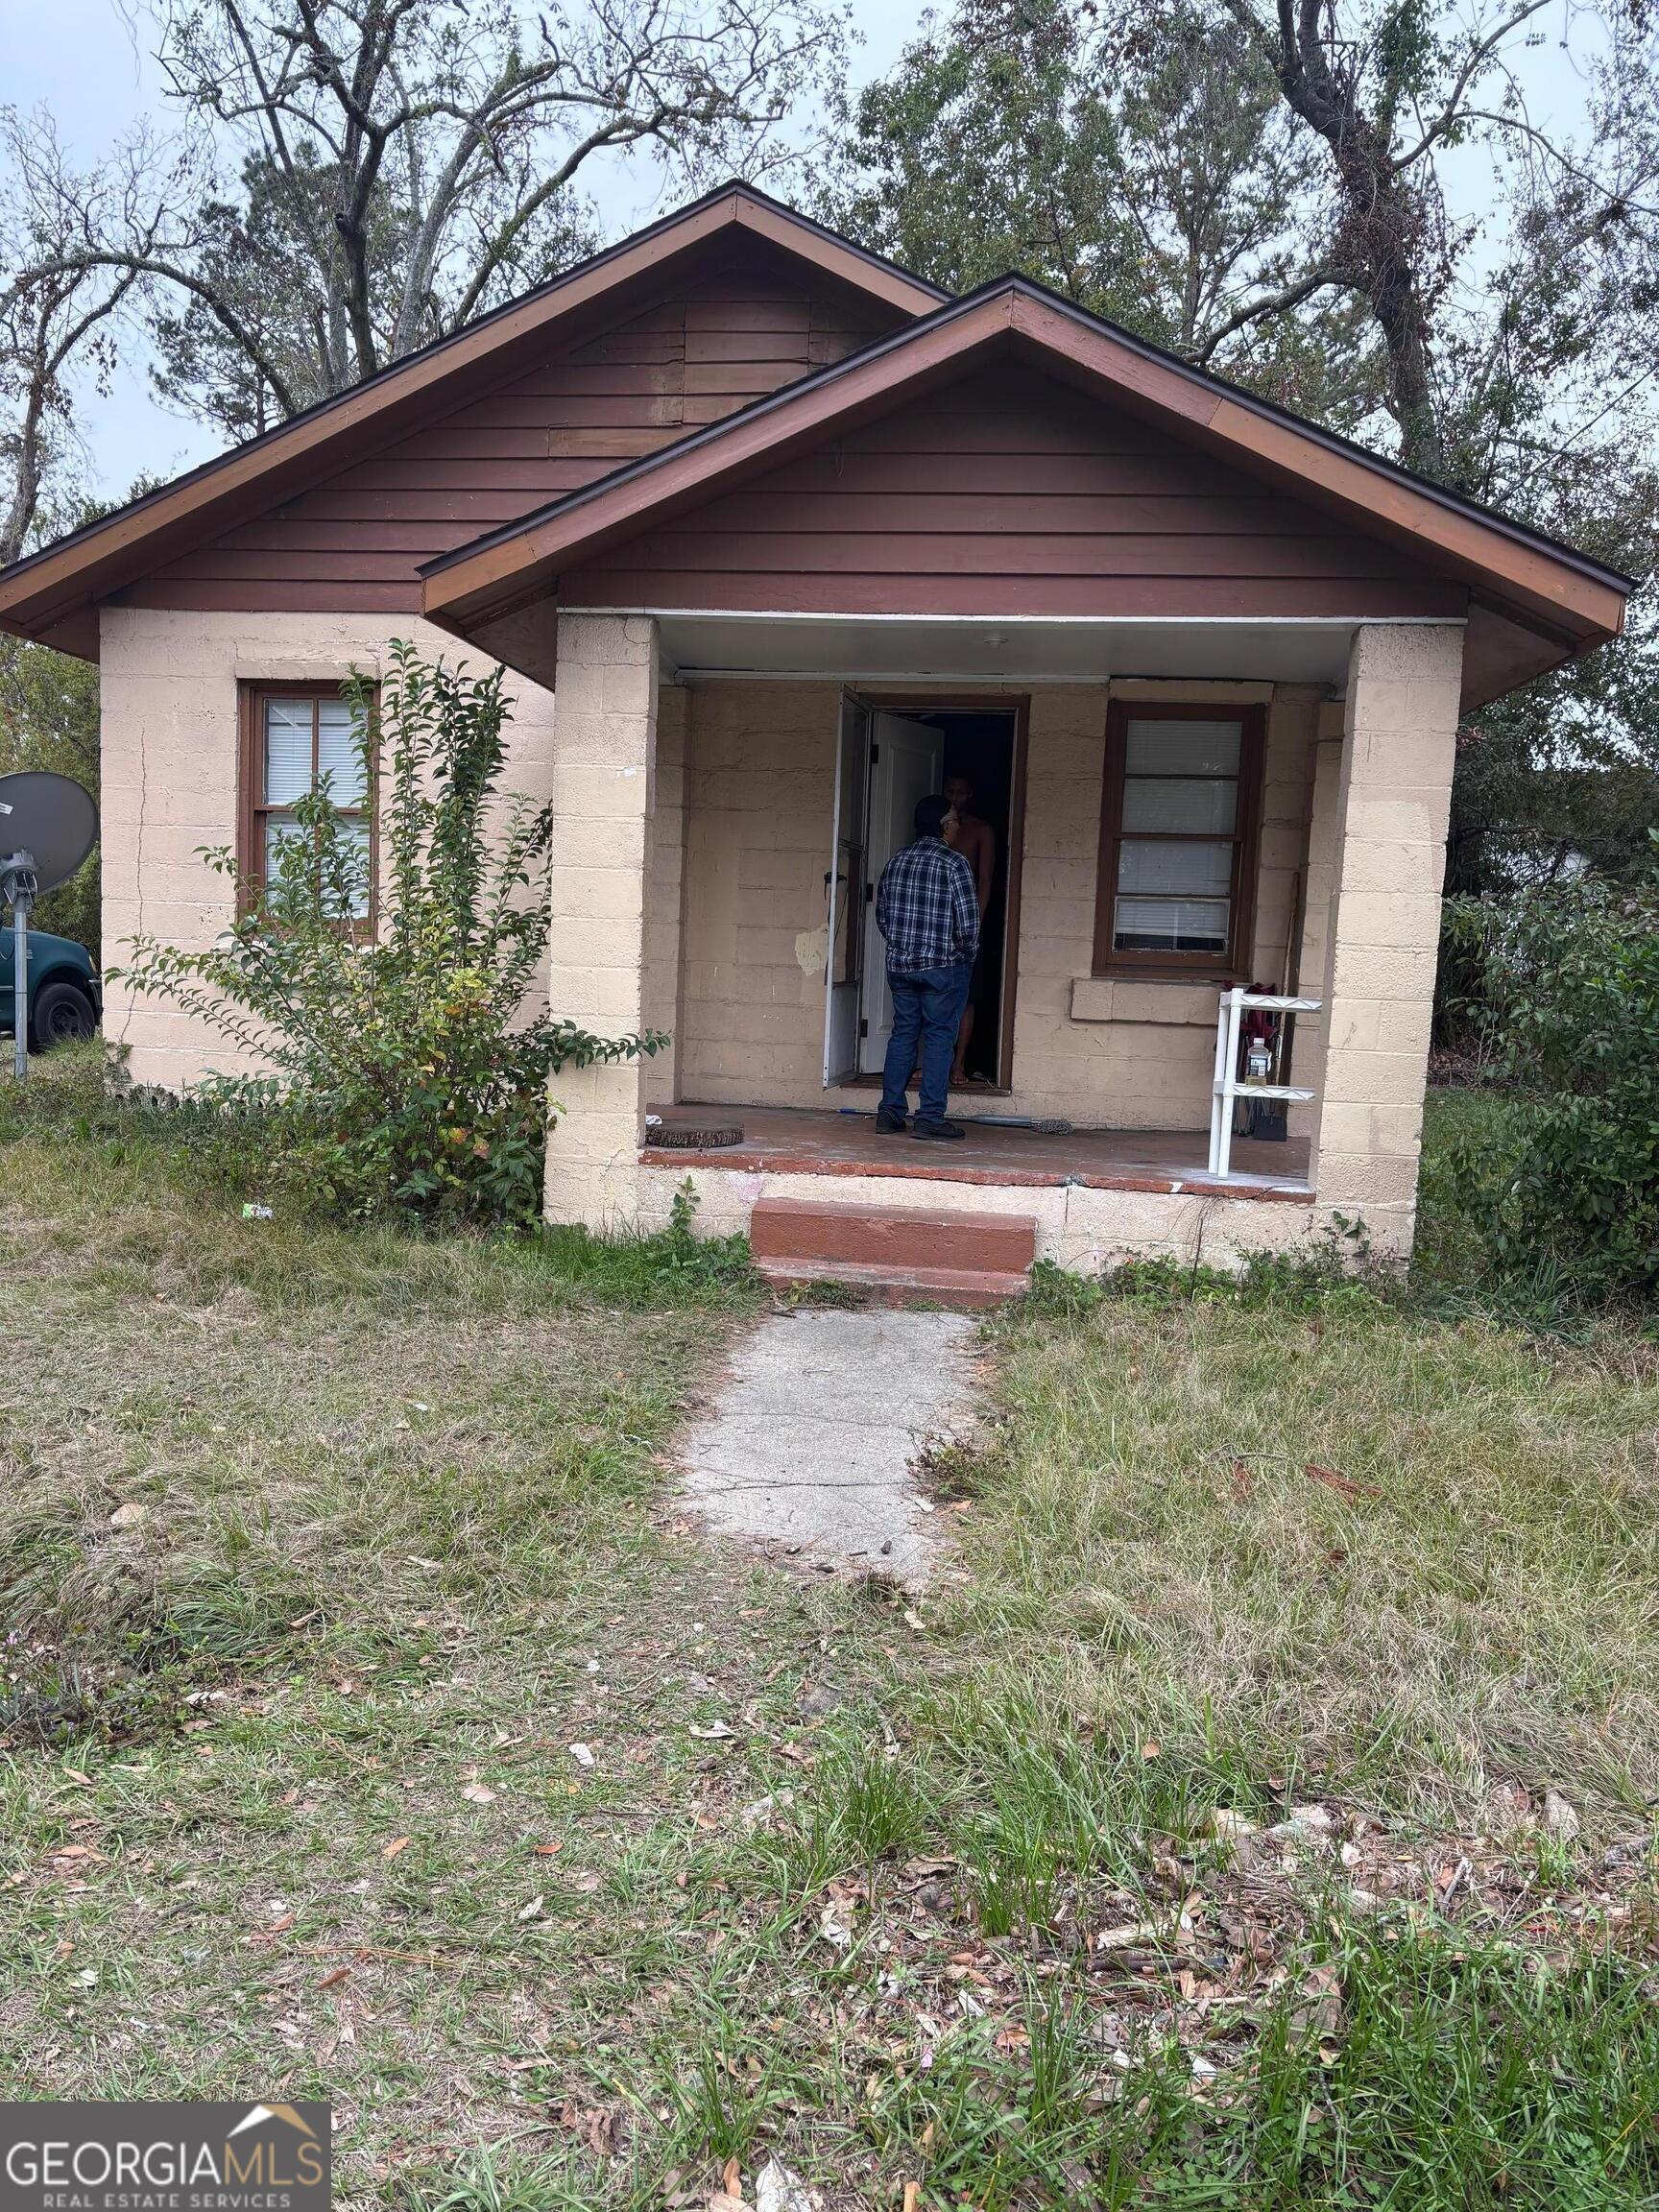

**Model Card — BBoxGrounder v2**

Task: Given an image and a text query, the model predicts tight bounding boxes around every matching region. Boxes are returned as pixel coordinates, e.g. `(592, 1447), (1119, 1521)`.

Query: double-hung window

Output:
(1092, 702), (1264, 977)
(240, 684), (374, 921)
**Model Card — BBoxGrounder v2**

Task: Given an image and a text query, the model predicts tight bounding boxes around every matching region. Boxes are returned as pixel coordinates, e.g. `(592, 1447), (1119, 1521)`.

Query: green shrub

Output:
(113, 643), (659, 1225)
(1444, 852), (1659, 1301)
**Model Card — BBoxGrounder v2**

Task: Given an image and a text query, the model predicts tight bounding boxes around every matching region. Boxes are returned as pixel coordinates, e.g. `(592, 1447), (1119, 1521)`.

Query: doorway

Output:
(823, 694), (1025, 1091)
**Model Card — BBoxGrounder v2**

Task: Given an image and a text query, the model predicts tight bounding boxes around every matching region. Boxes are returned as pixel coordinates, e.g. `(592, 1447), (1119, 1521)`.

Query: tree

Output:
(0, 636), (101, 953)
(832, 0), (1659, 479)
(0, 114), (180, 959)
(1214, 0), (1659, 481)
(132, 0), (848, 431)
(0, 110), (183, 566)
(827, 0), (1372, 415)
(830, 0), (1659, 889)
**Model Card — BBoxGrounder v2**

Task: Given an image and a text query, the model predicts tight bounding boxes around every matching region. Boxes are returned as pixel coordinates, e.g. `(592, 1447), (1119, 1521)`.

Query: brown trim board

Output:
(1090, 698), (1265, 983)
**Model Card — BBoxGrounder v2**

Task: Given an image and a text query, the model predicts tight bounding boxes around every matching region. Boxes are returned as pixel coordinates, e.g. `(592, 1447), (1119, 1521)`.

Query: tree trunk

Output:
(1260, 5), (1446, 476)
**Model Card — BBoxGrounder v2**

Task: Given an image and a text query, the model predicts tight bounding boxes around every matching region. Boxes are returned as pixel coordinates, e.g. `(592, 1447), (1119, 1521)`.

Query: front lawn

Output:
(3, 1052), (1656, 2209)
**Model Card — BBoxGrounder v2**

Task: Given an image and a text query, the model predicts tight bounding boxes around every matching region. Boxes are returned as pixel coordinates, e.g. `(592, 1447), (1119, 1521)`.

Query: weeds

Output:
(775, 1729), (934, 1893)
(1025, 1213), (1394, 1321)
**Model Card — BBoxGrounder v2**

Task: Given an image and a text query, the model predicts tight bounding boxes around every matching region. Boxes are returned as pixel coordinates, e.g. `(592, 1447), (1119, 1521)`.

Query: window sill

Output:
(1070, 976), (1225, 1025)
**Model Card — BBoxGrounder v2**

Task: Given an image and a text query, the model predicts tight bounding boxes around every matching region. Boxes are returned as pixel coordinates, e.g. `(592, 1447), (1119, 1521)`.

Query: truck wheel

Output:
(31, 979), (97, 1050)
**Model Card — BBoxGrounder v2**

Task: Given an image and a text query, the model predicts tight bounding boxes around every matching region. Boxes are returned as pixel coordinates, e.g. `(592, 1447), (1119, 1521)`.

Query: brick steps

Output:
(750, 1196), (1037, 1307)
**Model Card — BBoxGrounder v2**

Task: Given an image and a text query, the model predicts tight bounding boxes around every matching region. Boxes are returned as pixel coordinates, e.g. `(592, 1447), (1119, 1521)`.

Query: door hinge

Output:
(859, 1018), (869, 1038)
(870, 742), (879, 763)
(864, 881), (874, 904)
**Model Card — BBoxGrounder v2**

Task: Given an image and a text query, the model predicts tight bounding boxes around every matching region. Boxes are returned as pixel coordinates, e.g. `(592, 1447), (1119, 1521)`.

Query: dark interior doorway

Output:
(874, 703), (1022, 1089)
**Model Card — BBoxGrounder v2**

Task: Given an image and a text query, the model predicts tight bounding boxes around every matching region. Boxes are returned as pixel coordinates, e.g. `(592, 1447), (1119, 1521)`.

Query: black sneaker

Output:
(876, 1109), (907, 1134)
(911, 1118), (966, 1142)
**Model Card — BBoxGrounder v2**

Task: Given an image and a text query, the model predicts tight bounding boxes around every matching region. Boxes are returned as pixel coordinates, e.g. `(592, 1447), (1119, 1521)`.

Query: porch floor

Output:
(642, 1103), (1312, 1201)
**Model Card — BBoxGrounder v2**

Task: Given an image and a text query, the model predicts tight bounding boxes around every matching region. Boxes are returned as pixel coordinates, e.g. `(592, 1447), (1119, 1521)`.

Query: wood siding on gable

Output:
(559, 368), (1471, 621)
(121, 249), (891, 613)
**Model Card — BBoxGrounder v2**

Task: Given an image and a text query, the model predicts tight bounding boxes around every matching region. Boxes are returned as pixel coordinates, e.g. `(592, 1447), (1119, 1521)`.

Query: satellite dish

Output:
(0, 771), (99, 894)
(0, 770), (99, 1082)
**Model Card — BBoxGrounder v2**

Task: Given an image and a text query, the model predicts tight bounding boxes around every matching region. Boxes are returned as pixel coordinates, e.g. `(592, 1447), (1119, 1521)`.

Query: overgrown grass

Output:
(0, 1046), (759, 1738)
(950, 1282), (1659, 1826)
(1414, 1083), (1538, 1309)
(3, 1049), (1657, 2208)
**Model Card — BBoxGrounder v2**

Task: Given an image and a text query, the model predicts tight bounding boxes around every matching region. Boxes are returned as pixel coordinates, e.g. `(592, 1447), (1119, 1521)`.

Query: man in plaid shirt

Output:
(874, 792), (980, 1140)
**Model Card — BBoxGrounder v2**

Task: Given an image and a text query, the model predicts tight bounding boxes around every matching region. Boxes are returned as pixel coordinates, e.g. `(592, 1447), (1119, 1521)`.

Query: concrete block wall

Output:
(104, 626), (1322, 1157)
(103, 610), (1457, 1263)
(637, 1156), (1320, 1273)
(542, 613), (660, 1228)
(644, 683), (689, 1099)
(99, 608), (561, 1088)
(667, 675), (1320, 1131)
(1310, 622), (1464, 1257)
(1284, 700), (1345, 1144)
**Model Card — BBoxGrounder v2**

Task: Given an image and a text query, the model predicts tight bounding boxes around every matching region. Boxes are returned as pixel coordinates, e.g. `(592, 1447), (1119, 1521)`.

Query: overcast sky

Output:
(7, 0), (1603, 507)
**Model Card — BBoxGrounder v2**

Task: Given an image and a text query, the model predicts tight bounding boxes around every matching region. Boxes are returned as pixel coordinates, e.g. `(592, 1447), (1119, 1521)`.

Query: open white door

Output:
(823, 695), (869, 1086)
(858, 710), (946, 1073)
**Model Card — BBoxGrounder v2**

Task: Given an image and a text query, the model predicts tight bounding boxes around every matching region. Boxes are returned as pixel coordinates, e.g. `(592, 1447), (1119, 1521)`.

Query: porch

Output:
(642, 1101), (1311, 1197)
(539, 607), (1464, 1274)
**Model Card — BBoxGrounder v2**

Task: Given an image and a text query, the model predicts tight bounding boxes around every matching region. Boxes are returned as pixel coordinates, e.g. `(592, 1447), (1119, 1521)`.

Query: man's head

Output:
(914, 792), (951, 841)
(944, 774), (974, 812)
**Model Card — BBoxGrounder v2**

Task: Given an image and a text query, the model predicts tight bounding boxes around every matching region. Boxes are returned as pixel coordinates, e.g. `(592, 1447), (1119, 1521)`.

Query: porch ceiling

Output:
(647, 610), (1390, 688)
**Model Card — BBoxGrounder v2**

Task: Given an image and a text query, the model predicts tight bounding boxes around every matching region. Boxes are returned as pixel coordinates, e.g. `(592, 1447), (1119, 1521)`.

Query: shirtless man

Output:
(943, 773), (996, 1086)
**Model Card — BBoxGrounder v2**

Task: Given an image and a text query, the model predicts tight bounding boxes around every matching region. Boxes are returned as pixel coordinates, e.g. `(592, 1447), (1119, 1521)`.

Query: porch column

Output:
(1310, 622), (1464, 1260)
(543, 612), (660, 1232)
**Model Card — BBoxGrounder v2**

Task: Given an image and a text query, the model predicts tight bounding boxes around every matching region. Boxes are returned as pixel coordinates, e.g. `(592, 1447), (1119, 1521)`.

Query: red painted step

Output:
(750, 1196), (1037, 1306)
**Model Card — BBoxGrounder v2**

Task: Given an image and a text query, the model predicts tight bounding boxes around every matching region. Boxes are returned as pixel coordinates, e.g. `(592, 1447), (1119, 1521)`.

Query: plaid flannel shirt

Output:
(875, 835), (980, 974)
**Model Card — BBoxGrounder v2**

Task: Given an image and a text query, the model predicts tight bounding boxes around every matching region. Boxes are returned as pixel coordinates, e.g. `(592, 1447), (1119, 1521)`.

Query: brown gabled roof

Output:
(0, 183), (945, 660)
(421, 278), (1633, 686)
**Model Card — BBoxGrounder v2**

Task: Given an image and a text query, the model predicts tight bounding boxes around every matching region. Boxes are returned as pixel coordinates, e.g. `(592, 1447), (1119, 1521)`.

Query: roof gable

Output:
(547, 359), (1465, 618)
(421, 280), (1631, 707)
(117, 237), (901, 620)
(0, 186), (943, 659)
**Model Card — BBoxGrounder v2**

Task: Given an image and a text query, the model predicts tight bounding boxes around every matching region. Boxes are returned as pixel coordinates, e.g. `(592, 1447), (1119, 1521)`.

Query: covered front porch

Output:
(531, 605), (1458, 1274)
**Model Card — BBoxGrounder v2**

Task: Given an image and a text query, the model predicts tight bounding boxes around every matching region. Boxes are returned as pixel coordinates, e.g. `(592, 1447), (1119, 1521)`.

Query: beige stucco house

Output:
(0, 187), (1632, 1287)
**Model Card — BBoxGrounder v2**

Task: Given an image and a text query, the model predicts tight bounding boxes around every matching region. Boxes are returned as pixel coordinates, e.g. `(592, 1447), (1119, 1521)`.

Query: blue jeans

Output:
(880, 963), (973, 1126)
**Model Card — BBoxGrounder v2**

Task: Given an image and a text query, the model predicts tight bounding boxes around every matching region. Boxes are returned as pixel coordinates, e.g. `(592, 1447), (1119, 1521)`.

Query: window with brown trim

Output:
(239, 683), (375, 921)
(1092, 701), (1264, 978)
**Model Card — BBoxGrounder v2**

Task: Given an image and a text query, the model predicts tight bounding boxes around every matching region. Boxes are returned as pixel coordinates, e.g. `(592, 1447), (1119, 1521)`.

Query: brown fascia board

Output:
(421, 279), (1633, 647)
(0, 183), (946, 658)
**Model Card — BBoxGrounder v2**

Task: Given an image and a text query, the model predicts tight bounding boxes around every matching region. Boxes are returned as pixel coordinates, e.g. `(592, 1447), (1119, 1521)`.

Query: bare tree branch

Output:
(131, 0), (848, 432)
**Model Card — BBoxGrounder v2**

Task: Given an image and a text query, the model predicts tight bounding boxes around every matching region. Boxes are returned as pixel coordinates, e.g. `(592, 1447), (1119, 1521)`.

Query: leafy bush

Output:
(115, 643), (659, 1225)
(1443, 853), (1659, 1301)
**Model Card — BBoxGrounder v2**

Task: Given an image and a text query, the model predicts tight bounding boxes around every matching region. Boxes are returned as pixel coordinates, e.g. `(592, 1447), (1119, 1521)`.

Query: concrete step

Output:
(750, 1196), (1037, 1307)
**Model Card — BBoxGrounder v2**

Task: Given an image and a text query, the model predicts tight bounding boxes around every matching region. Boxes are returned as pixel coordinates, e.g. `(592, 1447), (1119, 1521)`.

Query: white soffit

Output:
(635, 612), (1448, 687)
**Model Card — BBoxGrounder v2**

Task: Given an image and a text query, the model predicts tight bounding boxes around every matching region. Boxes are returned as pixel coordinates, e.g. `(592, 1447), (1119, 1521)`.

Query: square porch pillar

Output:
(543, 612), (660, 1232)
(1310, 622), (1464, 1261)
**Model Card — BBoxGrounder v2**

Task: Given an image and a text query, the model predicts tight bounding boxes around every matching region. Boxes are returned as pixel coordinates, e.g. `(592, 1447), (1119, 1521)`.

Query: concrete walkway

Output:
(675, 1307), (980, 1586)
